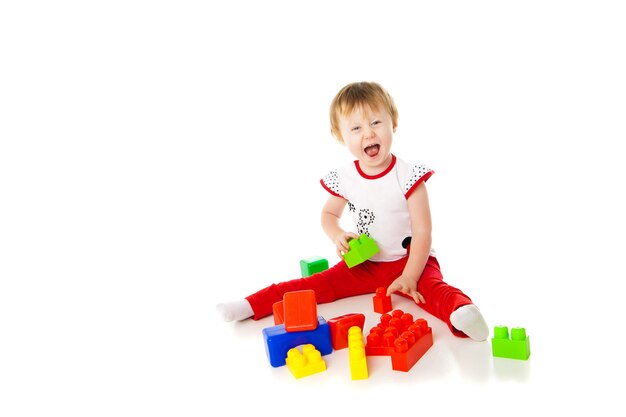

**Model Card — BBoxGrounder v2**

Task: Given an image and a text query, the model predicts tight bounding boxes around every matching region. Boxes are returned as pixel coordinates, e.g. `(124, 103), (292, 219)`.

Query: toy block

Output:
(390, 319), (433, 372)
(283, 290), (318, 332)
(365, 309), (433, 372)
(365, 310), (413, 356)
(272, 301), (284, 325)
(373, 287), (392, 314)
(343, 234), (380, 268)
(285, 344), (327, 379)
(300, 256), (329, 277)
(263, 316), (333, 367)
(492, 325), (530, 360)
(348, 326), (368, 380)
(327, 313), (366, 350)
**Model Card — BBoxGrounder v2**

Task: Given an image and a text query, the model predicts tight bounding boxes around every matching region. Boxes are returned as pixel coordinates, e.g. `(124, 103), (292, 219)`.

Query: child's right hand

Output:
(333, 231), (360, 258)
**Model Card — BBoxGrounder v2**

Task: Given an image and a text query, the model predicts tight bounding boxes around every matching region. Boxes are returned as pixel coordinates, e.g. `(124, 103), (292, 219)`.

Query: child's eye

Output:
(351, 126), (360, 131)
(371, 120), (381, 126)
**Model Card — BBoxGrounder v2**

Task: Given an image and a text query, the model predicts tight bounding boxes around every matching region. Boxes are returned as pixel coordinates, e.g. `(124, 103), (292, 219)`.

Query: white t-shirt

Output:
(320, 154), (435, 262)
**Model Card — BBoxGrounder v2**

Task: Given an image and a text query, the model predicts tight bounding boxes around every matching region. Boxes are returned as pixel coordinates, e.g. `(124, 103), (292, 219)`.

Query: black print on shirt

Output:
(357, 208), (375, 236)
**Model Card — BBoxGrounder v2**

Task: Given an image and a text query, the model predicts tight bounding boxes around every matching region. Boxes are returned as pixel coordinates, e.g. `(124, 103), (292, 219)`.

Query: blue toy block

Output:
(262, 316), (333, 368)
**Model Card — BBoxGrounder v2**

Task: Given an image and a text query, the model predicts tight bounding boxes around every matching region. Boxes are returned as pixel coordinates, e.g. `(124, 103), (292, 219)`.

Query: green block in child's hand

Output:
(343, 234), (379, 268)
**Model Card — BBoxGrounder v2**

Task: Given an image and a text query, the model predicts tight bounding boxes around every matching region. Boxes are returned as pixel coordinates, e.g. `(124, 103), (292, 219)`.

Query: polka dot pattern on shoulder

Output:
(404, 164), (432, 193)
(322, 170), (341, 195)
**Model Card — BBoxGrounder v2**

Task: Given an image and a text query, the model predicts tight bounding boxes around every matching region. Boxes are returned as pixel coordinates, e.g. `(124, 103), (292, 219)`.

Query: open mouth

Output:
(364, 144), (380, 157)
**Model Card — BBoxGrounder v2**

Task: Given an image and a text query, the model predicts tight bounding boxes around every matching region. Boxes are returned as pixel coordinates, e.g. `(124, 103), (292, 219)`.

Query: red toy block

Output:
(365, 309), (433, 372)
(327, 313), (366, 350)
(373, 287), (392, 314)
(283, 290), (318, 332)
(390, 319), (433, 372)
(272, 301), (284, 325)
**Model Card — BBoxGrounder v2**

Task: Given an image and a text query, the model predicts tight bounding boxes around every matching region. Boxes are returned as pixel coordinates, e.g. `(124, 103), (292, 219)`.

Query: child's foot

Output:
(216, 299), (254, 322)
(450, 304), (489, 341)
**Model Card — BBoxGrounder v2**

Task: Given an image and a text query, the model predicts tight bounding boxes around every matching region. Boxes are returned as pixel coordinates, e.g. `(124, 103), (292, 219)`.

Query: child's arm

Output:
(321, 195), (360, 258)
(386, 183), (432, 304)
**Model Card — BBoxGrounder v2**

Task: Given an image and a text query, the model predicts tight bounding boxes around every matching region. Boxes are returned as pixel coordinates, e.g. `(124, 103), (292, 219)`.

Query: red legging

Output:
(246, 256), (474, 337)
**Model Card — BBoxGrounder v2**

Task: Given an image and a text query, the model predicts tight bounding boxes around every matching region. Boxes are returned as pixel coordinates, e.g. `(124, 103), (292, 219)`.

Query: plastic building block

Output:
(365, 309), (433, 372)
(343, 234), (380, 268)
(272, 301), (284, 325)
(327, 313), (366, 350)
(262, 316), (333, 367)
(373, 287), (392, 314)
(285, 344), (327, 379)
(283, 290), (318, 332)
(348, 326), (368, 380)
(492, 325), (530, 360)
(273, 290), (318, 330)
(390, 319), (433, 372)
(300, 256), (329, 277)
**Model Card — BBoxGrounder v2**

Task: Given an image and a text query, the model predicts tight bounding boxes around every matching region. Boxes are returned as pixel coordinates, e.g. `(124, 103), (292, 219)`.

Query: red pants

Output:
(246, 256), (474, 337)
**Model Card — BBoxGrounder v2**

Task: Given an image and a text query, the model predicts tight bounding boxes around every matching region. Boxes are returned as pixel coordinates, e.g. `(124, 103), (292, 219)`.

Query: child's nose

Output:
(364, 127), (376, 139)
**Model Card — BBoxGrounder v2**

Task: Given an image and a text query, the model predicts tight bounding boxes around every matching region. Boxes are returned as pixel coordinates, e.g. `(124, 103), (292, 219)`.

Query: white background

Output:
(1, 1), (625, 415)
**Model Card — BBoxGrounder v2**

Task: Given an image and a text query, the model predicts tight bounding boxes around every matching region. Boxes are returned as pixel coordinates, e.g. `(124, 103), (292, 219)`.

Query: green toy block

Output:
(491, 325), (531, 360)
(300, 256), (329, 277)
(343, 234), (380, 268)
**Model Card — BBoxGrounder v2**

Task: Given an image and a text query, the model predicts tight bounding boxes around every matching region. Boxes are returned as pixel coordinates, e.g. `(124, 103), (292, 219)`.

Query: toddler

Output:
(217, 81), (489, 341)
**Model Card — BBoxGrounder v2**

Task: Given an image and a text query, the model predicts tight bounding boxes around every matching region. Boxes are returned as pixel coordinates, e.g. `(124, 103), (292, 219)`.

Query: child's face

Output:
(338, 105), (395, 173)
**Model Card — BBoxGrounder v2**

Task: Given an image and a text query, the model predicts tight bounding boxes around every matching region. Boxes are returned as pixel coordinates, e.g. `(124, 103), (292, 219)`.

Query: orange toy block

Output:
(272, 301), (284, 325)
(283, 290), (318, 332)
(328, 313), (366, 350)
(373, 287), (392, 314)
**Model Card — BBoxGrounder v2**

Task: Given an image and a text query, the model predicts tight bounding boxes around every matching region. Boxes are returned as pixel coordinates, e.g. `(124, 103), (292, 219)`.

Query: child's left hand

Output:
(387, 274), (425, 305)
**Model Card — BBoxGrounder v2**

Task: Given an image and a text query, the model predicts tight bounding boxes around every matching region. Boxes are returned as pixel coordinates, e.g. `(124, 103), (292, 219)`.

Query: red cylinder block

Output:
(394, 337), (408, 353)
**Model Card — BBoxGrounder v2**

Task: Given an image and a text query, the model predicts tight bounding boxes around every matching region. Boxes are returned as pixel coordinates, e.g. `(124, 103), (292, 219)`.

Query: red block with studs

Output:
(373, 287), (392, 314)
(365, 309), (433, 372)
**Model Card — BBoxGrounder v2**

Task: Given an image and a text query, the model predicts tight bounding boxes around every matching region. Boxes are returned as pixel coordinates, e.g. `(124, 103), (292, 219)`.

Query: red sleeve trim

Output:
(404, 170), (434, 199)
(320, 179), (344, 198)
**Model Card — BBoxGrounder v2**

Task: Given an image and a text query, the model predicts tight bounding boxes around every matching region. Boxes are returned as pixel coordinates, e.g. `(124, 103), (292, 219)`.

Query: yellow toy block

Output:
(348, 326), (368, 380)
(285, 344), (327, 379)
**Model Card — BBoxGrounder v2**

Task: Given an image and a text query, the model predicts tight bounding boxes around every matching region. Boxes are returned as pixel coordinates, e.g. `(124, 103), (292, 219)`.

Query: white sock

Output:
(450, 304), (489, 341)
(216, 299), (254, 322)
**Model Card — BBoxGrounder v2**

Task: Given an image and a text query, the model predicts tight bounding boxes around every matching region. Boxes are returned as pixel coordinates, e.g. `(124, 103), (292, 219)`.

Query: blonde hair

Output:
(329, 81), (398, 142)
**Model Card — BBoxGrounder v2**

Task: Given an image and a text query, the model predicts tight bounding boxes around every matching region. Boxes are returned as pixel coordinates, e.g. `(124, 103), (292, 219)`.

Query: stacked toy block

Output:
(271, 289), (318, 330)
(343, 234), (380, 268)
(365, 309), (433, 372)
(263, 290), (332, 373)
(285, 344), (327, 378)
(272, 301), (285, 325)
(348, 326), (368, 380)
(492, 325), (530, 360)
(283, 290), (318, 331)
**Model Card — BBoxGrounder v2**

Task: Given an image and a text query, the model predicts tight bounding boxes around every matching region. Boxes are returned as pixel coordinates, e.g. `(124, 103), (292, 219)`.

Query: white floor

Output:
(2, 2), (626, 416)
